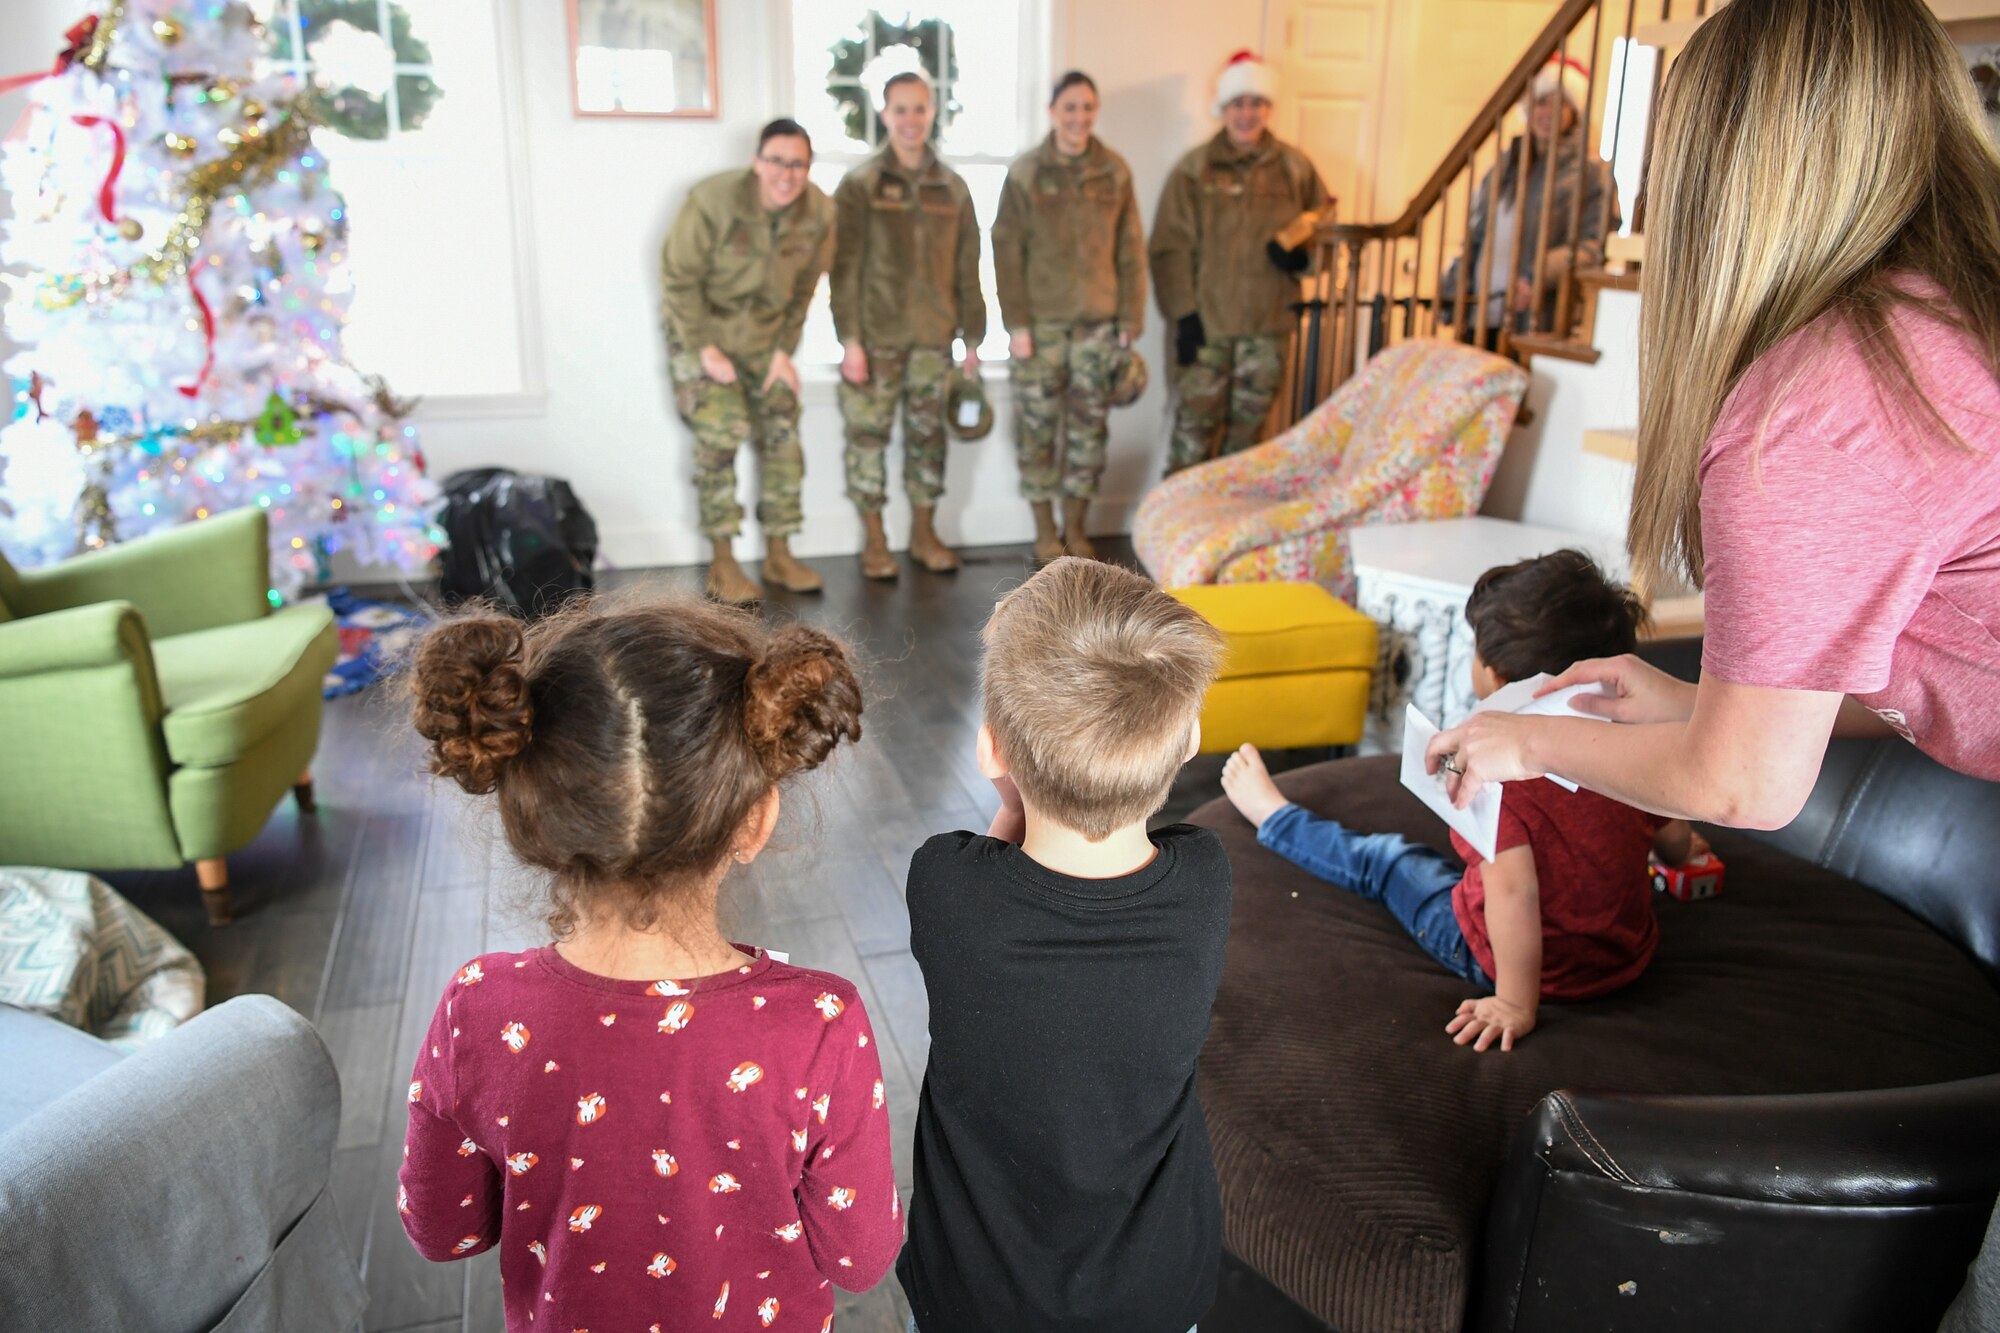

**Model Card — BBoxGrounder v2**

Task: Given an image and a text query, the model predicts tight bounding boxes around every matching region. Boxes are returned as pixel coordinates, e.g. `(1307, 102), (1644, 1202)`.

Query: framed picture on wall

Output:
(566, 0), (718, 118)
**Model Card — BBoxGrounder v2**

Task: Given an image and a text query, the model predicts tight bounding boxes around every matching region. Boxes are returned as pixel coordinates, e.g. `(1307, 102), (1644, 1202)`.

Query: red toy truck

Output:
(1650, 849), (1726, 902)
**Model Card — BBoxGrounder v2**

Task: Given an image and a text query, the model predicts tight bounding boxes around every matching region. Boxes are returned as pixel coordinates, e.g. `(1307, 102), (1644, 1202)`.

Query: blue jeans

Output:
(1257, 803), (1493, 988)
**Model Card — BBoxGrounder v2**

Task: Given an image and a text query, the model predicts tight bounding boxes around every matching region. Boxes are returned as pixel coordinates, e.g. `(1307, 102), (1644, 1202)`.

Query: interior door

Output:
(1277, 0), (1394, 223)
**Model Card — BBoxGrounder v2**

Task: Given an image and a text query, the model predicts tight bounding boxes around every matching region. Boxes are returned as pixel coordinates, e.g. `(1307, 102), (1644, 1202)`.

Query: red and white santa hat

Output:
(1529, 55), (1592, 118)
(1212, 49), (1280, 118)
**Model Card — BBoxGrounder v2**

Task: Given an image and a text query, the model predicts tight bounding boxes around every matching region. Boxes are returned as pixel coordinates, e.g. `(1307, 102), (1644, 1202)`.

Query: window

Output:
(253, 0), (537, 402)
(787, 2), (1044, 366)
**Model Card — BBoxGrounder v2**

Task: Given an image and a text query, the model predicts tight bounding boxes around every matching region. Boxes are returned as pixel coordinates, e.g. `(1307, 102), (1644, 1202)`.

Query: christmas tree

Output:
(0, 0), (441, 598)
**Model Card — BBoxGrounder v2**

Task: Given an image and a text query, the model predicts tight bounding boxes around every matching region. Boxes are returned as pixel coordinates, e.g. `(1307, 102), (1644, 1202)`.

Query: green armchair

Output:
(0, 508), (338, 924)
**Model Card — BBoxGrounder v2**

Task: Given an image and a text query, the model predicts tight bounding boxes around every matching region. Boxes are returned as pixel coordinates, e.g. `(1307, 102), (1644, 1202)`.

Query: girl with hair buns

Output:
(394, 595), (900, 1330)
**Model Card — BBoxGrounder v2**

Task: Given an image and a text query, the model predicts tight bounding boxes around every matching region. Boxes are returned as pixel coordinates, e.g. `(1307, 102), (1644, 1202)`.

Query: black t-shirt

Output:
(896, 825), (1233, 1333)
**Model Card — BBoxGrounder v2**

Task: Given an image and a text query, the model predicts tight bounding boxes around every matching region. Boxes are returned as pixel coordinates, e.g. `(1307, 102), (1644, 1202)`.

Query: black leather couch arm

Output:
(1475, 1076), (2000, 1333)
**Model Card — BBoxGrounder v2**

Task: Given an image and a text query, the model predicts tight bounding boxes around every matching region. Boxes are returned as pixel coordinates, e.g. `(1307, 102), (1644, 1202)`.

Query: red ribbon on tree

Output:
(69, 114), (128, 227)
(0, 16), (101, 96)
(178, 272), (216, 399)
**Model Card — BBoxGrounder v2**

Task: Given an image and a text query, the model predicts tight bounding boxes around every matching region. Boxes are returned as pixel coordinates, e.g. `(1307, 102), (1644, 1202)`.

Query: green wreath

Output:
(271, 2), (442, 141)
(827, 13), (960, 148)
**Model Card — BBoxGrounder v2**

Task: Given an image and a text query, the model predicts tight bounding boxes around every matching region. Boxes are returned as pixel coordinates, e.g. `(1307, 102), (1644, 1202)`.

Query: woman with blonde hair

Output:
(1421, 0), (1999, 1306)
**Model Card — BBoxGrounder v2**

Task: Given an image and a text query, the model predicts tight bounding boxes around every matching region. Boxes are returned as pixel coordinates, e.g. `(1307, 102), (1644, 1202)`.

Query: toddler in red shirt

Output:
(1222, 550), (1706, 1051)
(396, 595), (900, 1330)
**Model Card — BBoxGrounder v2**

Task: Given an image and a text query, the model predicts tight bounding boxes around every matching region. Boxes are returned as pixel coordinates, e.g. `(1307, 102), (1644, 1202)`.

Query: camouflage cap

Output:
(947, 367), (995, 441)
(1108, 346), (1149, 408)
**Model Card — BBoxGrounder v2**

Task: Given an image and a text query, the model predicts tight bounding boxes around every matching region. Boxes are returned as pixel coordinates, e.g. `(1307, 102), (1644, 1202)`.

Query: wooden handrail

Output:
(1285, 0), (1652, 415)
(1320, 0), (1605, 242)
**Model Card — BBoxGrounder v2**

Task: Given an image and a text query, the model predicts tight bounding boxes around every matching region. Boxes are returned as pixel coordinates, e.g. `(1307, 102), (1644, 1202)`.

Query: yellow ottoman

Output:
(1170, 582), (1377, 754)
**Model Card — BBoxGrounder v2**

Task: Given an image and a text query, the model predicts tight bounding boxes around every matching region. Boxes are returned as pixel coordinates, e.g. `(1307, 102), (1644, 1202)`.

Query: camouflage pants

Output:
(1011, 320), (1119, 502)
(667, 341), (804, 539)
(837, 345), (950, 512)
(1165, 333), (1284, 474)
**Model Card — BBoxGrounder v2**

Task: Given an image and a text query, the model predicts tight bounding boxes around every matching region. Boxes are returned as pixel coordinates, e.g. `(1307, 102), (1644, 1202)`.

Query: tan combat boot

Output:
(1062, 497), (1097, 560)
(706, 539), (762, 606)
(761, 536), (823, 593)
(1030, 500), (1064, 564)
(909, 506), (961, 573)
(859, 511), (899, 581)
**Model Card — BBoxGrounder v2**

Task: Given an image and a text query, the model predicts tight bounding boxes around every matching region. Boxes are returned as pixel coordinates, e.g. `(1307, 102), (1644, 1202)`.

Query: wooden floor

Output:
(101, 536), (1323, 1333)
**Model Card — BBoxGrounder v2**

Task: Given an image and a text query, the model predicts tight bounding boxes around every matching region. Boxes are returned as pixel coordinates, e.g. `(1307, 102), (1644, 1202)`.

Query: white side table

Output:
(1351, 517), (1625, 750)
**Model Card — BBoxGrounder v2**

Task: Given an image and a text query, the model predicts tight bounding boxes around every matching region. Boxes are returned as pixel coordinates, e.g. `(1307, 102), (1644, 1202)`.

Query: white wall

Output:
(3, 0), (1635, 573)
(1481, 287), (1638, 544)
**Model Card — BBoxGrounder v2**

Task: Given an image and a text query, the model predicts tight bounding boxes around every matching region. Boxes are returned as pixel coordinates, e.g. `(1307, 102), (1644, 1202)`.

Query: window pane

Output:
(958, 162), (1010, 361)
(387, 0), (433, 64)
(397, 72), (441, 134)
(931, 1), (1021, 158)
(300, 0), (380, 36)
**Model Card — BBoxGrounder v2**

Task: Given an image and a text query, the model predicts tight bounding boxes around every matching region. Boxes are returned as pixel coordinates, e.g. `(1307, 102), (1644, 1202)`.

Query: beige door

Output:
(1277, 0), (1395, 223)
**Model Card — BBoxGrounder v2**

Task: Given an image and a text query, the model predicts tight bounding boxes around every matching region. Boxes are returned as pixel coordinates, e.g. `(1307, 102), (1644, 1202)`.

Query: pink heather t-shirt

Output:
(1699, 292), (2000, 779)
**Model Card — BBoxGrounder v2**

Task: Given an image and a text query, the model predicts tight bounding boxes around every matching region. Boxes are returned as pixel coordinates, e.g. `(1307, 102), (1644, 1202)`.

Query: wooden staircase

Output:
(1281, 0), (2000, 411)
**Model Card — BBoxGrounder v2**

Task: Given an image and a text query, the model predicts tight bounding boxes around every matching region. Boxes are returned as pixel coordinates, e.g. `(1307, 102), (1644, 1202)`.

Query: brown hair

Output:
(981, 558), (1223, 841)
(410, 593), (862, 936)
(1463, 549), (1645, 682)
(1632, 0), (2000, 592)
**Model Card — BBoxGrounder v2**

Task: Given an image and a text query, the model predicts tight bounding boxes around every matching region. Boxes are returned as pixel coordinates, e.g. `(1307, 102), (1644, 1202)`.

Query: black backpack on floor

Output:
(436, 468), (598, 618)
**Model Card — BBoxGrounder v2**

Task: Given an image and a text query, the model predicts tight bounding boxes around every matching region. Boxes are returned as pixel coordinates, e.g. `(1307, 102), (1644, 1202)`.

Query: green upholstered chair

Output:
(0, 508), (338, 924)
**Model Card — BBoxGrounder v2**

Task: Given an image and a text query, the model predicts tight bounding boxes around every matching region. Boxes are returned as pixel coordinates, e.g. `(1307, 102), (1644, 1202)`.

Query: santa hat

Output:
(1212, 50), (1279, 118)
(1529, 55), (1592, 118)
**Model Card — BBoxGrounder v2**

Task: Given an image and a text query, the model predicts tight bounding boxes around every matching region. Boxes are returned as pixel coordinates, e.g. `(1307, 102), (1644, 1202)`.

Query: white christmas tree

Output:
(0, 0), (440, 598)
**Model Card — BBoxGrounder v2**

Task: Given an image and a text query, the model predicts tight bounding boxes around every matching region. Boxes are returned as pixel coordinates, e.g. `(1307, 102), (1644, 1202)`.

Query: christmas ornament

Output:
(253, 390), (302, 446)
(117, 218), (143, 241)
(152, 16), (185, 46)
(163, 132), (196, 156)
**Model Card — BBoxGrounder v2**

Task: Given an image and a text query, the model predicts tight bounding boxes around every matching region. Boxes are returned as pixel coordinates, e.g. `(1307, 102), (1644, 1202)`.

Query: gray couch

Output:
(0, 995), (366, 1332)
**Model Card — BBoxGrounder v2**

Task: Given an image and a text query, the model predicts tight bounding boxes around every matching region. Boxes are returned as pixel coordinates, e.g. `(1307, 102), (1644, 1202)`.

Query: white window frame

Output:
(267, 0), (548, 418)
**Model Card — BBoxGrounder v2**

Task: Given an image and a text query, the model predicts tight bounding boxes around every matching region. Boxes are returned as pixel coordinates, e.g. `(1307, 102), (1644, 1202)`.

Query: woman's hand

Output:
(963, 347), (981, 378)
(1009, 329), (1033, 360)
(698, 344), (737, 385)
(761, 349), (800, 396)
(1424, 711), (1545, 808)
(1537, 654), (1698, 725)
(839, 341), (869, 386)
(1510, 276), (1535, 313)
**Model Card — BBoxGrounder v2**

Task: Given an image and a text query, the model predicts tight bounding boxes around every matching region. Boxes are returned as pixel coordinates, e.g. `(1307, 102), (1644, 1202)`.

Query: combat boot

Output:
(761, 536), (823, 593)
(910, 506), (960, 573)
(1030, 501), (1064, 564)
(1061, 498), (1097, 560)
(707, 540), (762, 606)
(859, 511), (899, 581)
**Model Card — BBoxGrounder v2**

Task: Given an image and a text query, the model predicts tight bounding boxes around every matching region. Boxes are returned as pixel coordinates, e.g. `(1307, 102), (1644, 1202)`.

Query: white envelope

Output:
(1400, 704), (1502, 861)
(1398, 675), (1618, 860)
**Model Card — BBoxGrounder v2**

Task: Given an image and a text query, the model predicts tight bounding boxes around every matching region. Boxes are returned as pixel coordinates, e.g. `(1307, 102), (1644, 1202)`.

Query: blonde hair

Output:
(1632, 0), (2000, 591)
(982, 559), (1224, 841)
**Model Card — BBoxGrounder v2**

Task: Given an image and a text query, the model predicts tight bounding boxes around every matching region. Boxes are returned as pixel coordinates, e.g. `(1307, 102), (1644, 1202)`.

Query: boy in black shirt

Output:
(898, 558), (1231, 1333)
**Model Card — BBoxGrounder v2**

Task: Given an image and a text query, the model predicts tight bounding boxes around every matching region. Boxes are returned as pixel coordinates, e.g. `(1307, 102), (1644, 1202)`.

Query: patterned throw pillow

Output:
(0, 867), (205, 1050)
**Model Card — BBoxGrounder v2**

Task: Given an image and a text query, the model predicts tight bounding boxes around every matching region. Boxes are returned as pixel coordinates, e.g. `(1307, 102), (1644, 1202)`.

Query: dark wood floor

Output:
(101, 536), (1325, 1333)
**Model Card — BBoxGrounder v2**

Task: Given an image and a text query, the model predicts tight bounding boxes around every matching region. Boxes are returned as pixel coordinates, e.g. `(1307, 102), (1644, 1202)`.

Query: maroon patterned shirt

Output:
(398, 945), (900, 1331)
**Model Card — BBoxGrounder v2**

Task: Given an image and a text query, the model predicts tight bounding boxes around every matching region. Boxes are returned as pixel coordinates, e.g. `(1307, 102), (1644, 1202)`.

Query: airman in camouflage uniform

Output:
(661, 124), (834, 601)
(994, 81), (1147, 562)
(831, 73), (986, 578)
(1150, 72), (1329, 475)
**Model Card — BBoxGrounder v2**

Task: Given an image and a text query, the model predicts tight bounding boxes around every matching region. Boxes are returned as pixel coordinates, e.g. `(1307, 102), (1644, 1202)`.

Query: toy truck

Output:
(1650, 849), (1726, 902)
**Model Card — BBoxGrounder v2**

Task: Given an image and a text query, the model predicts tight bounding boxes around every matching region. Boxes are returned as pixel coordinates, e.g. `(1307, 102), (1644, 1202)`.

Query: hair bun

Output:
(742, 624), (863, 778)
(411, 614), (533, 794)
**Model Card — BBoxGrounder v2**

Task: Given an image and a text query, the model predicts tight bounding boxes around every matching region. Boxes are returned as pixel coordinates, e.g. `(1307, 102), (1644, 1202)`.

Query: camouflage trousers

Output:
(1011, 320), (1119, 502)
(837, 345), (950, 512)
(1165, 332), (1284, 474)
(667, 340), (804, 539)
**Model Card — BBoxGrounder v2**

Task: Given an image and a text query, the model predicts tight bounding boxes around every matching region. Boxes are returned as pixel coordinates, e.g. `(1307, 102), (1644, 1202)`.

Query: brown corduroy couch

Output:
(1191, 737), (2000, 1333)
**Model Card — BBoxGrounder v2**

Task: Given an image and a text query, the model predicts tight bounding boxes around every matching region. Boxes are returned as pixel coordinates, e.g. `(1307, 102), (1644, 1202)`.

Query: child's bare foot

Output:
(1221, 743), (1288, 830)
